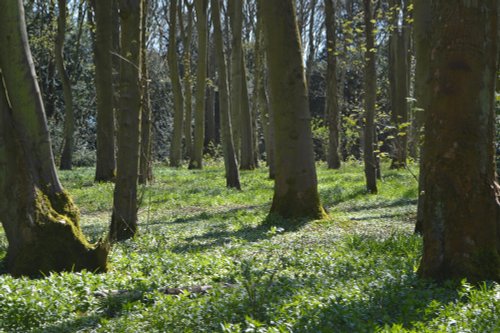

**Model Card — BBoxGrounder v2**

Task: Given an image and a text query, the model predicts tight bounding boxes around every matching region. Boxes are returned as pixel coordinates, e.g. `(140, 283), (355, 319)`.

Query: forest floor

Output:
(0, 161), (499, 332)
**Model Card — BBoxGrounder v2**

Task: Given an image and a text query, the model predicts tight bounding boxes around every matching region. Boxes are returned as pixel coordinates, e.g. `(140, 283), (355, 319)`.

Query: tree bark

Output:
(363, 0), (378, 194)
(417, 0), (500, 283)
(93, 0), (116, 182)
(139, 0), (153, 184)
(210, 0), (241, 189)
(109, 0), (143, 242)
(260, 0), (326, 220)
(0, 0), (108, 276)
(55, 0), (75, 170)
(168, 0), (184, 167)
(325, 0), (341, 169)
(389, 0), (409, 170)
(189, 0), (208, 170)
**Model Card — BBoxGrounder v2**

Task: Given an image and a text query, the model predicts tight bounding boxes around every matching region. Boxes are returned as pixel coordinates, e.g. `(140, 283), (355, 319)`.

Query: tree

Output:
(139, 0), (153, 184)
(168, 0), (184, 167)
(93, 0), (116, 182)
(210, 0), (241, 189)
(229, 0), (255, 170)
(362, 0), (378, 194)
(189, 0), (208, 170)
(417, 0), (500, 282)
(55, 0), (75, 170)
(325, 0), (341, 169)
(388, 0), (409, 169)
(260, 0), (326, 220)
(0, 0), (108, 276)
(109, 0), (143, 242)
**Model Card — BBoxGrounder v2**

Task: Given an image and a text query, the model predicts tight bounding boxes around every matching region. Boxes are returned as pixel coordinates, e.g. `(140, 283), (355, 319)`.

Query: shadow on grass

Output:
(345, 198), (417, 213)
(290, 278), (459, 332)
(320, 186), (367, 207)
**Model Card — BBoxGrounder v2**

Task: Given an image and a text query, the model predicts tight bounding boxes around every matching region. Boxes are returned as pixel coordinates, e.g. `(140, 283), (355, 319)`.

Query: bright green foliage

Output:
(0, 163), (499, 332)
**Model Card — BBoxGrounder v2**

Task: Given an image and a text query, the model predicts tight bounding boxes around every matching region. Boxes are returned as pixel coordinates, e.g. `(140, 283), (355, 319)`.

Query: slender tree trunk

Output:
(363, 0), (378, 194)
(189, 0), (208, 169)
(325, 0), (341, 169)
(210, 0), (241, 189)
(180, 1), (194, 160)
(55, 0), (75, 170)
(0, 0), (108, 277)
(168, 0), (184, 167)
(228, 0), (241, 160)
(109, 0), (143, 242)
(305, 0), (317, 87)
(254, 5), (274, 178)
(139, 0), (153, 184)
(93, 0), (116, 182)
(260, 0), (326, 220)
(204, 40), (216, 150)
(389, 0), (409, 169)
(417, 0), (500, 282)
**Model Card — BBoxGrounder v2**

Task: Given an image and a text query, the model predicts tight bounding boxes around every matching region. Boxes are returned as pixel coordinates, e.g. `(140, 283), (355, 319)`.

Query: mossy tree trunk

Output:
(189, 0), (208, 170)
(325, 0), (341, 170)
(168, 0), (184, 167)
(0, 0), (108, 277)
(417, 0), (500, 283)
(210, 0), (241, 190)
(93, 0), (116, 182)
(362, 0), (378, 194)
(260, 0), (326, 220)
(139, 0), (153, 184)
(55, 0), (75, 171)
(109, 0), (143, 242)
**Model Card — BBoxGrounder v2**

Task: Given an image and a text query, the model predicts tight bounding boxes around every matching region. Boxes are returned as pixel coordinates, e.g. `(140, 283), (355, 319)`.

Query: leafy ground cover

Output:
(0, 162), (499, 332)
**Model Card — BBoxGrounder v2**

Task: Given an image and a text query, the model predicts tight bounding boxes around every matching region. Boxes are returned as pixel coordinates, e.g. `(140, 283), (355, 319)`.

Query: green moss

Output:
(9, 189), (109, 277)
(269, 185), (328, 221)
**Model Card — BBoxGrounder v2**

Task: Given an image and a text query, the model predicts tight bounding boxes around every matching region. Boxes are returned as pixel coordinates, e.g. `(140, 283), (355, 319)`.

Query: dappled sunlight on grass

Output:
(0, 162), (498, 332)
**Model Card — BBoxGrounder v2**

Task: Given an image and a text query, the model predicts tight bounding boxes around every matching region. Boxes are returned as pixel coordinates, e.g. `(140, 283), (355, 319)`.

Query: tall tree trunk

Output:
(93, 0), (116, 182)
(363, 0), (378, 194)
(180, 1), (194, 160)
(260, 0), (326, 220)
(210, 0), (241, 189)
(109, 0), (143, 242)
(389, 0), (409, 169)
(228, 0), (241, 160)
(0, 0), (108, 277)
(325, 0), (341, 169)
(417, 0), (500, 282)
(168, 0), (184, 167)
(189, 0), (208, 169)
(305, 0), (317, 87)
(204, 39), (216, 150)
(139, 0), (153, 184)
(413, 0), (431, 235)
(55, 0), (75, 170)
(254, 4), (274, 178)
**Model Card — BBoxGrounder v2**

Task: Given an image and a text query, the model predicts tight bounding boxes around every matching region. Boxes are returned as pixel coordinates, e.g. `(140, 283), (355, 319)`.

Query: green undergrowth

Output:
(0, 161), (499, 332)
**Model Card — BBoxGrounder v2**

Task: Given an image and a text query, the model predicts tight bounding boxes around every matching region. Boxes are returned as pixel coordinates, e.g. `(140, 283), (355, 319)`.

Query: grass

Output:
(0, 161), (499, 332)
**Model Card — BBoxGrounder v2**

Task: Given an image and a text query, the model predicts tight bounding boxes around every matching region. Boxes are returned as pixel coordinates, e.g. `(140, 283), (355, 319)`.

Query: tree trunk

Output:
(260, 0), (326, 220)
(0, 0), (108, 277)
(109, 0), (143, 242)
(180, 1), (194, 160)
(93, 0), (116, 182)
(228, 0), (241, 160)
(417, 0), (500, 283)
(389, 0), (409, 169)
(204, 39), (216, 150)
(210, 0), (241, 190)
(168, 0), (184, 167)
(139, 0), (153, 184)
(363, 0), (378, 194)
(305, 0), (317, 88)
(325, 0), (341, 169)
(189, 0), (208, 170)
(254, 4), (274, 179)
(55, 0), (75, 170)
